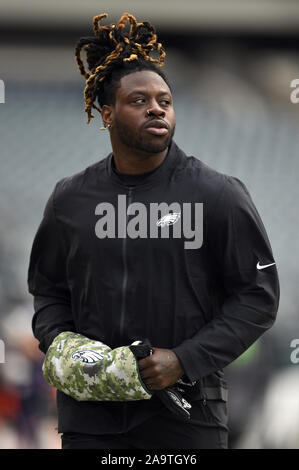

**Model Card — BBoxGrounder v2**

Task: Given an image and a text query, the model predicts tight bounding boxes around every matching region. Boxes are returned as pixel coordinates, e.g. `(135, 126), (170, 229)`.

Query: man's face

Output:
(108, 70), (176, 154)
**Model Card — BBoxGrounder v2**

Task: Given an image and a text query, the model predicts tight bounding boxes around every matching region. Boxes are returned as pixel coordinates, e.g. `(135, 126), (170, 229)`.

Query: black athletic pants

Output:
(61, 399), (229, 449)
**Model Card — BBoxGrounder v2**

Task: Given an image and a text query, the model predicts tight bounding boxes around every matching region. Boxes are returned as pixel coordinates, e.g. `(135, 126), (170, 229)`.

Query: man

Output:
(27, 13), (280, 449)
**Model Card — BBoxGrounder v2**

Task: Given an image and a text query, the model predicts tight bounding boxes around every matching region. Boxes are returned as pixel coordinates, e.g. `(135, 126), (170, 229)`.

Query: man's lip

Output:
(144, 120), (169, 130)
(145, 127), (168, 136)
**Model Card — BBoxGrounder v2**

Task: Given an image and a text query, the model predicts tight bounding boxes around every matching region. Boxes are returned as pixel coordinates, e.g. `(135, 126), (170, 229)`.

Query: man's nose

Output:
(146, 102), (165, 118)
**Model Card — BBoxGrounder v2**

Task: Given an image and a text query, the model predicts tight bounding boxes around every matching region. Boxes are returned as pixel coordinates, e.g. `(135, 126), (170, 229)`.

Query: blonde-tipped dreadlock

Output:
(75, 12), (167, 124)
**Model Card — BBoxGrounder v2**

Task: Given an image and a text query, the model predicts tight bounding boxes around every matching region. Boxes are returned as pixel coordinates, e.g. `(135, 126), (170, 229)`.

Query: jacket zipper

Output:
(200, 377), (213, 422)
(120, 186), (133, 432)
(120, 186), (133, 341)
(200, 378), (207, 406)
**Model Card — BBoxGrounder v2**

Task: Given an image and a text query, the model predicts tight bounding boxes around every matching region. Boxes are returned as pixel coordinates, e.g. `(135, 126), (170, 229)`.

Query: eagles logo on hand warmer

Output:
(42, 331), (152, 401)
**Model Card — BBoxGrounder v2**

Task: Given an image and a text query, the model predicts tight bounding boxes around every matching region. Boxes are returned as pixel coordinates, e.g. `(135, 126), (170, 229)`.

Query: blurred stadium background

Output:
(0, 0), (299, 449)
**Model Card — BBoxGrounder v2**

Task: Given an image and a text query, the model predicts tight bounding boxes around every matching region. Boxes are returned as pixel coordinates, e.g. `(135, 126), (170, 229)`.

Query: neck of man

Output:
(110, 140), (169, 175)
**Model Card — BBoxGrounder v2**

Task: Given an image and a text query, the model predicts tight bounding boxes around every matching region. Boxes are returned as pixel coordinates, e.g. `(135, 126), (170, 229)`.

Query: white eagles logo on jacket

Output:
(156, 212), (181, 227)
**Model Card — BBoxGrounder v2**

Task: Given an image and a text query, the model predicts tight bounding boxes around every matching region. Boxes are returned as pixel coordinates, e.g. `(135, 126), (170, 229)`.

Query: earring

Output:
(100, 123), (111, 131)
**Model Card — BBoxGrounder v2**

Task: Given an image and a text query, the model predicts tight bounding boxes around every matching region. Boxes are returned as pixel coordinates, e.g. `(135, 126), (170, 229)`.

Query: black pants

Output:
(61, 399), (229, 449)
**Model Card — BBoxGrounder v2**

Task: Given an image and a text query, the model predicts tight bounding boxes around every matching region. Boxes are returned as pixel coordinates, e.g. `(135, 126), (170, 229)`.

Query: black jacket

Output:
(27, 140), (280, 434)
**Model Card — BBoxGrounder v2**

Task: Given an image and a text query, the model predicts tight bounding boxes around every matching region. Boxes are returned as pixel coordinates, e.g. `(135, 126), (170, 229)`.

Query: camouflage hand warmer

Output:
(42, 331), (153, 401)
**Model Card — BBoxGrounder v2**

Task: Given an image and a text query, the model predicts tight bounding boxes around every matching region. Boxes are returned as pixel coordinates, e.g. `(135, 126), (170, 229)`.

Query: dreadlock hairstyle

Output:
(75, 12), (170, 125)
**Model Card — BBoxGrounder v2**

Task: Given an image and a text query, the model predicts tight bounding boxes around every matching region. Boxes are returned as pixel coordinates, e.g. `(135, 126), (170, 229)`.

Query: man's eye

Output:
(134, 98), (145, 103)
(161, 100), (170, 105)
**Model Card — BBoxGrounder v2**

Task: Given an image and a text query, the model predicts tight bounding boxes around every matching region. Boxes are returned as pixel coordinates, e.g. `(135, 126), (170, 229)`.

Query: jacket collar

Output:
(105, 140), (187, 190)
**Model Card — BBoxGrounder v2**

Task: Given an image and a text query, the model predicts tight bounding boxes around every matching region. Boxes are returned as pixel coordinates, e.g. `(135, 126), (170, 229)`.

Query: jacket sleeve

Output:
(27, 183), (76, 354)
(172, 175), (280, 382)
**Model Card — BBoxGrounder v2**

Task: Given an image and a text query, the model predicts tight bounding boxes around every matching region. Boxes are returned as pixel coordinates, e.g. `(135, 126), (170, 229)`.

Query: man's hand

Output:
(138, 348), (185, 390)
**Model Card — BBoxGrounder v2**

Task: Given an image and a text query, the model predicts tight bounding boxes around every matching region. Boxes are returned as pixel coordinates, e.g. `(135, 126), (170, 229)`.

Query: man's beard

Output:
(113, 117), (175, 154)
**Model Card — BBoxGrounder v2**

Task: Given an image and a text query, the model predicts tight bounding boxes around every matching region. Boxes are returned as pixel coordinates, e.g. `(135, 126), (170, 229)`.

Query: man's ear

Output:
(101, 104), (113, 128)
